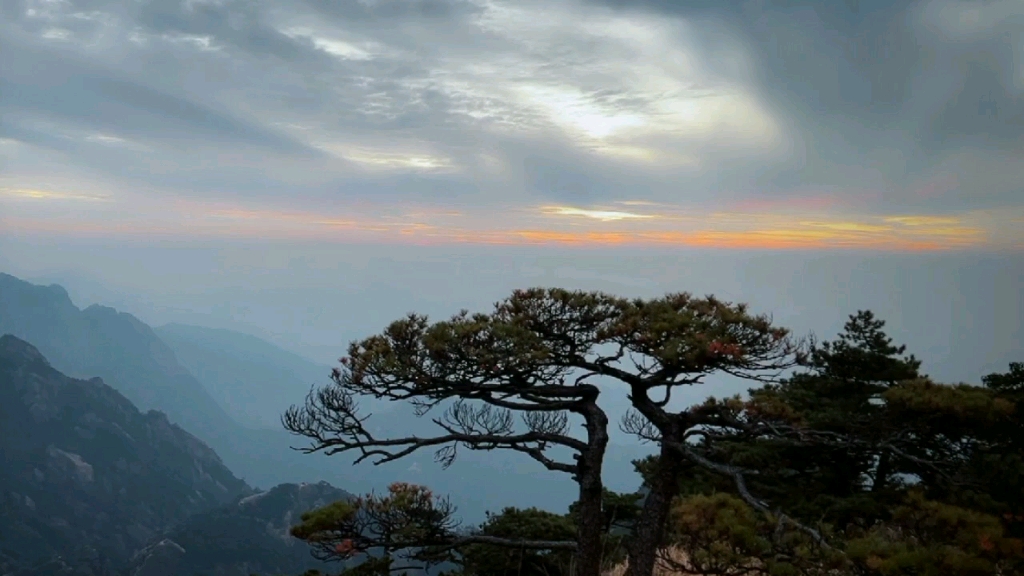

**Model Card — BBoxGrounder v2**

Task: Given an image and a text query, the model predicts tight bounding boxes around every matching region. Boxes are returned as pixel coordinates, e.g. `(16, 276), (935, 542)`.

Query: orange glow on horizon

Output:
(0, 217), (997, 252)
(1, 193), (1014, 252)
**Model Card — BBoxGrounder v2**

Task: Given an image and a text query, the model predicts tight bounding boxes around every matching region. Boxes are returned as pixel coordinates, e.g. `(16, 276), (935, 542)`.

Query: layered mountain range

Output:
(0, 273), (352, 493)
(0, 333), (350, 575)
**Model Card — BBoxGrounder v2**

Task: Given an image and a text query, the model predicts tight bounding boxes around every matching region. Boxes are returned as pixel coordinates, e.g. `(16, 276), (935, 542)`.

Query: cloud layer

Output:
(2, 0), (1022, 250)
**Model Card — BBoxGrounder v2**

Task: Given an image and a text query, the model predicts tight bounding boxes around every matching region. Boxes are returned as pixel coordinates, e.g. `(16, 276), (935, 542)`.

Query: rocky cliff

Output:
(0, 334), (250, 574)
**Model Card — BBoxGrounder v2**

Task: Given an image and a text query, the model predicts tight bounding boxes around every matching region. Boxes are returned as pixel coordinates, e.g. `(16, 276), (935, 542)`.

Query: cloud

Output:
(0, 0), (1020, 250)
(0, 39), (316, 155)
(0, 187), (112, 202)
(883, 215), (961, 226)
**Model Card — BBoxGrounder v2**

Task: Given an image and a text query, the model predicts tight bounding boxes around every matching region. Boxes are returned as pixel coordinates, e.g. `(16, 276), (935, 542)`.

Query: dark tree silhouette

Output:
(598, 296), (814, 576)
(283, 288), (803, 576)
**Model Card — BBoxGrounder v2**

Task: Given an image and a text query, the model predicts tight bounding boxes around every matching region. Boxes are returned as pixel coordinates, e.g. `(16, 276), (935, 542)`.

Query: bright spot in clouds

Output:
(517, 85), (647, 139)
(1, 188), (112, 202)
(541, 206), (656, 222)
(281, 27), (377, 61)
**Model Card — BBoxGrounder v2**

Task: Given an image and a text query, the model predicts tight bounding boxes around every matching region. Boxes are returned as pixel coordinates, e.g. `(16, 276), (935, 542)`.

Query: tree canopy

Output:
(282, 290), (1023, 576)
(636, 312), (1024, 575)
(284, 288), (803, 576)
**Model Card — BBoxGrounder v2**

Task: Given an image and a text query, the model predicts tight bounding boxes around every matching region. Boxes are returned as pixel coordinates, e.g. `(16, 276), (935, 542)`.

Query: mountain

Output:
(0, 334), (249, 574)
(152, 323), (401, 433)
(0, 275), (230, 433)
(152, 324), (332, 430)
(0, 273), (376, 494)
(0, 334), (357, 576)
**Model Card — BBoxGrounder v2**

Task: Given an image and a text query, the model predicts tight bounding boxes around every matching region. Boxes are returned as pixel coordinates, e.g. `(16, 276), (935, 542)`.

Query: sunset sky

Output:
(2, 0), (1023, 251)
(1, 0), (1021, 393)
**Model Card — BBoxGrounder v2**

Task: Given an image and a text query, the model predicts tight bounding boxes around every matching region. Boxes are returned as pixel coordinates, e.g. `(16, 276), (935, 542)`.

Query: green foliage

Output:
(454, 507), (576, 576)
(845, 492), (1023, 575)
(665, 493), (847, 576)
(290, 482), (458, 575)
(740, 312), (929, 524)
(285, 296), (1024, 576)
(290, 500), (359, 543)
(285, 288), (801, 576)
(651, 312), (1024, 575)
(663, 490), (1023, 576)
(983, 362), (1024, 396)
(669, 493), (770, 574)
(977, 362), (1024, 539)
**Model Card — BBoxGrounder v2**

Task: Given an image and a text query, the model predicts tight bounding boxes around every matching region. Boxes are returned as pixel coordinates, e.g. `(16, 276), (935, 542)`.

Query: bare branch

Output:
(524, 409), (570, 436)
(507, 444), (579, 475)
(620, 409), (660, 444)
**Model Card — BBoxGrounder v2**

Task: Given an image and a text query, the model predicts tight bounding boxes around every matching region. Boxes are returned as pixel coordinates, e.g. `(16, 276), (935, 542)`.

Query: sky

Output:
(1, 0), (1022, 369)
(1, 0), (1022, 512)
(2, 0), (1023, 250)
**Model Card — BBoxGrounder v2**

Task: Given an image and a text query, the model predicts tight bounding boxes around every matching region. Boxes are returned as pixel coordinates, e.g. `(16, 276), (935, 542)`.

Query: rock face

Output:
(130, 482), (355, 576)
(0, 335), (250, 574)
(127, 540), (185, 576)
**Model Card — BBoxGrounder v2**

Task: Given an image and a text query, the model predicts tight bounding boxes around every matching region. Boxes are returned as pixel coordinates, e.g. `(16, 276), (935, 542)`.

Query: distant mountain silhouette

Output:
(0, 273), (379, 494)
(153, 323), (333, 430)
(0, 275), (230, 432)
(153, 322), (403, 432)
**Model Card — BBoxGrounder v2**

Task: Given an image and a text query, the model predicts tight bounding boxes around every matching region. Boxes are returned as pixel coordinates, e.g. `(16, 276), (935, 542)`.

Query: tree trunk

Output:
(575, 404), (610, 576)
(624, 443), (684, 576)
